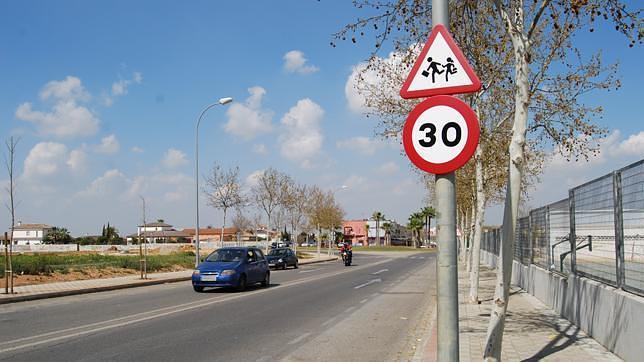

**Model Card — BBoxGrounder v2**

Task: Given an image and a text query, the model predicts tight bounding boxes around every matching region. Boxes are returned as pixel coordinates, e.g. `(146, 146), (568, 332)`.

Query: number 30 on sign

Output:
(402, 95), (479, 175)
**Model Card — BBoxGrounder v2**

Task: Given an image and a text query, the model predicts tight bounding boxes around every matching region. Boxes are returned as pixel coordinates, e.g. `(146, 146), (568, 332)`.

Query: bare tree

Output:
(204, 164), (246, 247)
(252, 168), (290, 251)
(3, 137), (19, 293)
(283, 182), (308, 251)
(231, 208), (252, 233)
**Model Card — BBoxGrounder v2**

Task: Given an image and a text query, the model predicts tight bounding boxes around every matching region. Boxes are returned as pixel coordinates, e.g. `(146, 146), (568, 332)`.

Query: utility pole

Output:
(140, 196), (148, 279)
(433, 0), (459, 360)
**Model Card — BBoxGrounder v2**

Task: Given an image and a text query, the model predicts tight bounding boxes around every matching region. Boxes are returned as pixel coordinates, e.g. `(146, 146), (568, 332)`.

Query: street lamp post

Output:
(195, 97), (233, 268)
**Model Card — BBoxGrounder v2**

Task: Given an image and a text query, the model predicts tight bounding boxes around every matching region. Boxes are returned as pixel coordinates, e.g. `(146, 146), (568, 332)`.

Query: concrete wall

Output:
(481, 249), (644, 361)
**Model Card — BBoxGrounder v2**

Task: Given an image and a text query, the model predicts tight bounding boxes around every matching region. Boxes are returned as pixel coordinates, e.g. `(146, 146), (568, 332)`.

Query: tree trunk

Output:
(221, 208), (227, 249)
(466, 206), (475, 272)
(484, 31), (529, 361)
(469, 143), (486, 303)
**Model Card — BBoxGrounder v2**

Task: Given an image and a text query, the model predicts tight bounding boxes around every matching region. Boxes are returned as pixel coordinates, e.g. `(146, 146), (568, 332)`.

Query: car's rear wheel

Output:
(236, 275), (247, 292)
(261, 272), (270, 287)
(294, 260), (299, 269)
(193, 286), (204, 293)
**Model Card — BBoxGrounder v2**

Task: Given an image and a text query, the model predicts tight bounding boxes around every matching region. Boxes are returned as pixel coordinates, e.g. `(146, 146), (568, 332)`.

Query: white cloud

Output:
(343, 175), (369, 191)
(224, 86), (273, 140)
(336, 136), (384, 156)
(23, 142), (69, 180)
(378, 161), (399, 175)
(75, 169), (129, 199)
(131, 146), (144, 153)
(67, 149), (88, 172)
(162, 148), (188, 168)
(252, 144), (268, 155)
(245, 170), (264, 189)
(95, 134), (120, 154)
(16, 76), (100, 138)
(40, 76), (90, 102)
(279, 98), (325, 167)
(610, 131), (644, 157)
(283, 50), (319, 75)
(104, 72), (143, 106)
(531, 130), (644, 206)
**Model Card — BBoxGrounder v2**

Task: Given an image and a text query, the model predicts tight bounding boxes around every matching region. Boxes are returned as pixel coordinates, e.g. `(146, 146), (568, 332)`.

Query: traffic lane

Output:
(287, 254), (437, 361)
(0, 254), (433, 361)
(0, 253), (388, 347)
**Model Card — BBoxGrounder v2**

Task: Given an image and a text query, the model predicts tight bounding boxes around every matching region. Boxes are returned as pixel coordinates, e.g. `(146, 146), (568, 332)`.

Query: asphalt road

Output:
(0, 252), (436, 362)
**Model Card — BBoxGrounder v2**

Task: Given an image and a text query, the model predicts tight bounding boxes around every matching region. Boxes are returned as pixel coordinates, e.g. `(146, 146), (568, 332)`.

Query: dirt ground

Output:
(0, 265), (190, 288)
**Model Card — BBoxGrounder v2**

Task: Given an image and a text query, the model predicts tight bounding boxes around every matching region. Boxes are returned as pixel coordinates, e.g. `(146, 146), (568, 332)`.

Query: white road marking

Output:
(354, 278), (382, 289)
(0, 258), (394, 355)
(410, 256), (417, 259)
(321, 316), (337, 327)
(345, 306), (356, 314)
(298, 269), (319, 274)
(288, 332), (311, 345)
(371, 269), (389, 275)
(360, 299), (368, 304)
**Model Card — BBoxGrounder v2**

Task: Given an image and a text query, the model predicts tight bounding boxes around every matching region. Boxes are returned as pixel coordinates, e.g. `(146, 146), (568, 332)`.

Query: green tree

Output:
(371, 211), (385, 247)
(382, 222), (392, 247)
(407, 213), (424, 248)
(420, 207), (436, 246)
(364, 223), (370, 247)
(43, 227), (72, 244)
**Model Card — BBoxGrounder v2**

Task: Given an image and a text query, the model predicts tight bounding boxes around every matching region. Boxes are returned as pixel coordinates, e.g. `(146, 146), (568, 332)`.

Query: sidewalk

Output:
(0, 255), (337, 304)
(418, 264), (620, 361)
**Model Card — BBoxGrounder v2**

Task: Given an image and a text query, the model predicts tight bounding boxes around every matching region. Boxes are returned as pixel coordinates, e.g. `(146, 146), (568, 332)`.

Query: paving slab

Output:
(416, 264), (621, 361)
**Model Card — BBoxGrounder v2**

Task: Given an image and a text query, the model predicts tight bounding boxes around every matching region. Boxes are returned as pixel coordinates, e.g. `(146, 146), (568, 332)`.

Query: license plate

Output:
(201, 275), (217, 282)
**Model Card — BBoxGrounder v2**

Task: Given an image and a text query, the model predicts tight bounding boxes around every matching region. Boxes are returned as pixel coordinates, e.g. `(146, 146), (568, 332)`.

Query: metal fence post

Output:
(568, 190), (577, 275)
(528, 214), (533, 265)
(545, 206), (551, 270)
(613, 171), (625, 288)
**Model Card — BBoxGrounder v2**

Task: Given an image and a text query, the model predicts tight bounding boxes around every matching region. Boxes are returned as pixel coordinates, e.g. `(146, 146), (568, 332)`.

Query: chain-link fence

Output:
(482, 159), (644, 297)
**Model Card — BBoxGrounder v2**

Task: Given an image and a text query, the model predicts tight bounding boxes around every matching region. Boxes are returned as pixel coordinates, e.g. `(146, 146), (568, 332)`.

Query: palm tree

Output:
(421, 206), (437, 246)
(382, 222), (392, 247)
(371, 211), (384, 247)
(407, 213), (424, 248)
(364, 223), (370, 247)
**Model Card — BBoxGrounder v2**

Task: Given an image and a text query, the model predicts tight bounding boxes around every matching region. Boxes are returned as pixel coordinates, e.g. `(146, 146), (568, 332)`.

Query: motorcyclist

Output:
(339, 241), (352, 264)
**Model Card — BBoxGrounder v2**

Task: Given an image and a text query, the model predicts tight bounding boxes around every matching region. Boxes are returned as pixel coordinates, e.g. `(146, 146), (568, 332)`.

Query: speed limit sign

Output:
(402, 95), (479, 174)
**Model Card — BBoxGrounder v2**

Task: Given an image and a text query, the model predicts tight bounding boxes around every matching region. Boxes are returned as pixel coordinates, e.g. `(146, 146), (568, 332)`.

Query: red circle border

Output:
(402, 95), (480, 175)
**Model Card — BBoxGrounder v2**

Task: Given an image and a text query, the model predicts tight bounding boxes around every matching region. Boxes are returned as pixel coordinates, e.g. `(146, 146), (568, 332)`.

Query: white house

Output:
(11, 222), (53, 245)
(137, 221), (174, 235)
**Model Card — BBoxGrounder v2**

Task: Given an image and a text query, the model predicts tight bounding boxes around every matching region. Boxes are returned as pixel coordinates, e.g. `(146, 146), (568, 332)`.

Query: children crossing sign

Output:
(399, 24), (481, 99)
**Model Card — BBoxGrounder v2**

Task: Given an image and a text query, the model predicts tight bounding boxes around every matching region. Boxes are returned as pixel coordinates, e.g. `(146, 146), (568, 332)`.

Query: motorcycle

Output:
(342, 250), (352, 266)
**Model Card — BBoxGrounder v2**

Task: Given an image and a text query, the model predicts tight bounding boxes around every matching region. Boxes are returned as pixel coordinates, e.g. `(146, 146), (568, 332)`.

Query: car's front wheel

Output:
(294, 260), (299, 269)
(236, 275), (247, 292)
(261, 272), (270, 288)
(193, 286), (204, 293)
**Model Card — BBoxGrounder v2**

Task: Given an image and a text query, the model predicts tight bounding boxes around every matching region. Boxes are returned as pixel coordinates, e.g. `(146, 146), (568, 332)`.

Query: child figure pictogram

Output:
(444, 57), (457, 82)
(421, 57), (444, 83)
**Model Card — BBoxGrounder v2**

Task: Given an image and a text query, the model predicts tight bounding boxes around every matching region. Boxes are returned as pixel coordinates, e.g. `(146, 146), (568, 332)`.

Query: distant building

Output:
(10, 222), (53, 245)
(342, 219), (410, 246)
(127, 221), (190, 243)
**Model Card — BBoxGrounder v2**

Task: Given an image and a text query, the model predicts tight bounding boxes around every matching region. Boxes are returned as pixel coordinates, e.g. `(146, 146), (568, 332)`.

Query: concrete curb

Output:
(0, 256), (338, 305)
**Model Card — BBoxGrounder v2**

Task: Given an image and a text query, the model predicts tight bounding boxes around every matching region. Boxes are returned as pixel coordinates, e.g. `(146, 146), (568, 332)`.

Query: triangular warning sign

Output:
(400, 24), (481, 99)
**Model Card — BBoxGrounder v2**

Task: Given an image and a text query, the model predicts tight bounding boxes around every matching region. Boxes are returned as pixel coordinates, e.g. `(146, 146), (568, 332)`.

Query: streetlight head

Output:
(218, 97), (233, 105)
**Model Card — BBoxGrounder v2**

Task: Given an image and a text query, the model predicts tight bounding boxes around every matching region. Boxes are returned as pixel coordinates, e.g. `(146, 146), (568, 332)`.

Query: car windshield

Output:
(268, 249), (288, 256)
(206, 249), (244, 262)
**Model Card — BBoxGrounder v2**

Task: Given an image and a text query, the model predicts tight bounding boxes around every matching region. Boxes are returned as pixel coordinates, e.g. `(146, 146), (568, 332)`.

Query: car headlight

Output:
(192, 270), (200, 276)
(220, 269), (236, 276)
(278, 258), (283, 263)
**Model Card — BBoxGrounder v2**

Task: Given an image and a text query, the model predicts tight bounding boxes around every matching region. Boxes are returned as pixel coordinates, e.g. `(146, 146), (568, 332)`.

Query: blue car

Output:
(192, 247), (270, 292)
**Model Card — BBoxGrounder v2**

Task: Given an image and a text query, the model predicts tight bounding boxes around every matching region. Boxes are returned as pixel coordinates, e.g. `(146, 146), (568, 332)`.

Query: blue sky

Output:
(0, 1), (642, 235)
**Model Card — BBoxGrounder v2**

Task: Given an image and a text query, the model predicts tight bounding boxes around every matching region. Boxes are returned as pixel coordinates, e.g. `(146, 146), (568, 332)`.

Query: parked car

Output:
(270, 241), (288, 249)
(300, 241), (316, 247)
(192, 247), (270, 292)
(266, 248), (299, 270)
